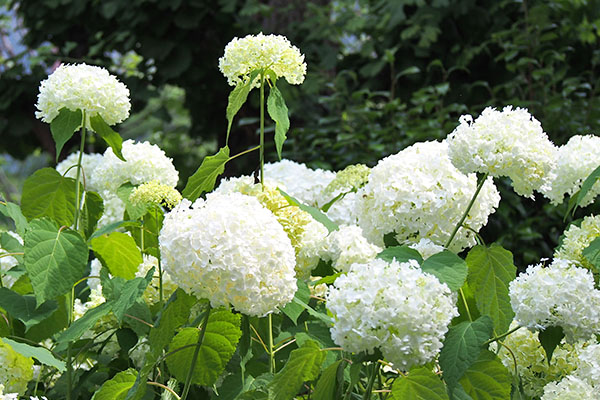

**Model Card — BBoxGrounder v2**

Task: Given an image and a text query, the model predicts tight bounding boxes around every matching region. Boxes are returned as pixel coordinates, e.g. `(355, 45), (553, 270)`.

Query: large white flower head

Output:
(0, 338), (34, 395)
(159, 192), (297, 316)
(264, 159), (336, 207)
(509, 259), (600, 342)
(326, 258), (458, 370)
(35, 63), (131, 129)
(554, 214), (600, 272)
(354, 141), (500, 252)
(319, 225), (382, 273)
(219, 33), (306, 87)
(446, 106), (557, 197)
(541, 375), (597, 400)
(542, 135), (600, 206)
(55, 151), (104, 192)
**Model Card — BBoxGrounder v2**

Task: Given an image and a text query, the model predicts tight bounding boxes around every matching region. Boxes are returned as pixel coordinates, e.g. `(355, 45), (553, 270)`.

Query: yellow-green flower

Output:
(129, 180), (182, 209)
(0, 338), (34, 395)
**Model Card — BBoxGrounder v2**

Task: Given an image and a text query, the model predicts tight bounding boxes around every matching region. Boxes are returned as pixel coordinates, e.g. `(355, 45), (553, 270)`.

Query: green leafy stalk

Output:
(362, 362), (380, 400)
(180, 305), (212, 400)
(73, 110), (86, 232)
(259, 72), (265, 186)
(269, 313), (275, 373)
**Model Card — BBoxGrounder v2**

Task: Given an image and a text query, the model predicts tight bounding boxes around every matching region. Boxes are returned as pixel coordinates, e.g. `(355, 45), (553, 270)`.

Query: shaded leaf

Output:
(458, 350), (511, 400)
(117, 183), (147, 221)
(225, 70), (259, 143)
(280, 280), (311, 324)
(582, 236), (600, 273)
(421, 250), (468, 292)
(50, 107), (82, 160)
(313, 360), (344, 400)
(182, 146), (230, 201)
(538, 326), (564, 364)
(56, 302), (113, 346)
(267, 84), (290, 159)
(81, 190), (104, 239)
(391, 367), (449, 400)
(0, 287), (57, 331)
(377, 245), (423, 264)
(110, 269), (153, 322)
(90, 114), (126, 161)
(0, 202), (28, 237)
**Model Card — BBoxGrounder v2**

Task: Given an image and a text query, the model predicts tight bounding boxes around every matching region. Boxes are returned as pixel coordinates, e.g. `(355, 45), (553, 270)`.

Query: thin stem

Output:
(259, 73), (265, 187)
(73, 111), (87, 232)
(445, 173), (489, 249)
(155, 207), (163, 309)
(459, 288), (473, 322)
(229, 145), (260, 161)
(268, 313), (275, 373)
(147, 381), (182, 400)
(181, 305), (212, 400)
(362, 363), (380, 400)
(484, 325), (521, 346)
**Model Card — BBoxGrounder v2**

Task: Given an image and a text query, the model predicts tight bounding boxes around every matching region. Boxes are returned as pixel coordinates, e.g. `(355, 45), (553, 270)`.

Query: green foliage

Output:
(50, 108), (82, 160)
(267, 84), (290, 160)
(91, 232), (143, 279)
(2, 337), (66, 372)
(89, 114), (126, 161)
(538, 326), (565, 364)
(80, 190), (104, 239)
(391, 367), (449, 400)
(226, 70), (259, 144)
(458, 351), (511, 400)
(582, 236), (600, 272)
(312, 360), (344, 400)
(93, 369), (137, 400)
(0, 201), (29, 237)
(421, 250), (468, 292)
(377, 245), (423, 264)
(280, 280), (311, 324)
(279, 189), (338, 233)
(56, 302), (112, 346)
(0, 287), (57, 331)
(182, 146), (231, 201)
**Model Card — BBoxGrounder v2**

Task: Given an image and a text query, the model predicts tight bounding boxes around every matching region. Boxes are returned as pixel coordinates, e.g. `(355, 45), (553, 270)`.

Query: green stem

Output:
(155, 207), (163, 309)
(268, 313), (275, 373)
(362, 363), (380, 400)
(181, 305), (212, 400)
(259, 73), (265, 187)
(484, 325), (521, 346)
(445, 173), (489, 249)
(229, 145), (260, 161)
(73, 111), (87, 232)
(459, 288), (473, 322)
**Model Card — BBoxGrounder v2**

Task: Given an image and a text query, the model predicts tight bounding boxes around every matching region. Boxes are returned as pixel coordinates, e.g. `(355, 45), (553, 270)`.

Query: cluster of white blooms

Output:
(327, 258), (458, 370)
(219, 33), (306, 86)
(55, 151), (104, 191)
(0, 231), (23, 288)
(0, 338), (34, 395)
(446, 106), (557, 197)
(318, 164), (370, 226)
(73, 287), (107, 321)
(554, 215), (600, 271)
(408, 238), (445, 260)
(35, 63), (131, 128)
(264, 159), (335, 206)
(541, 375), (597, 400)
(159, 192), (297, 316)
(135, 254), (178, 305)
(574, 342), (600, 387)
(509, 259), (600, 342)
(318, 225), (381, 273)
(355, 141), (500, 252)
(542, 135), (600, 206)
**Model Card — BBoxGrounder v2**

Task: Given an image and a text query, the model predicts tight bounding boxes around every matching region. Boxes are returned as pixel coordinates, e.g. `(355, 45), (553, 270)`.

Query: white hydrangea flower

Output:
(73, 287), (106, 321)
(408, 238), (445, 260)
(55, 151), (104, 192)
(327, 258), (458, 370)
(319, 225), (382, 273)
(219, 33), (306, 86)
(135, 254), (178, 305)
(35, 63), (131, 129)
(87, 258), (103, 292)
(509, 259), (600, 342)
(541, 375), (597, 400)
(264, 159), (336, 206)
(574, 342), (600, 387)
(322, 192), (359, 226)
(295, 219), (329, 279)
(0, 338), (34, 395)
(554, 215), (600, 271)
(447, 106), (557, 197)
(0, 231), (22, 288)
(0, 385), (18, 400)
(159, 192), (297, 316)
(355, 141), (500, 252)
(542, 135), (600, 206)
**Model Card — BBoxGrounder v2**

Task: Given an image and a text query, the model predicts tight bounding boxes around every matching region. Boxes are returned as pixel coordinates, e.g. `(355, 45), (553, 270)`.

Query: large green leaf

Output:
(182, 146), (231, 201)
(81, 190), (104, 239)
(225, 71), (258, 144)
(466, 245), (516, 334)
(110, 270), (153, 322)
(50, 107), (82, 160)
(391, 367), (449, 400)
(280, 279), (311, 324)
(0, 288), (57, 331)
(24, 218), (88, 306)
(582, 236), (600, 273)
(458, 351), (511, 400)
(116, 183), (147, 221)
(2, 337), (66, 372)
(566, 164), (600, 217)
(268, 340), (326, 400)
(0, 202), (28, 237)
(21, 168), (79, 227)
(89, 114), (126, 161)
(377, 245), (423, 264)
(439, 316), (494, 394)
(91, 232), (143, 279)
(421, 250), (468, 292)
(279, 189), (338, 233)
(55, 302), (113, 347)
(538, 326), (564, 364)
(93, 368), (137, 400)
(313, 360), (344, 400)
(166, 309), (241, 386)
(267, 84), (290, 159)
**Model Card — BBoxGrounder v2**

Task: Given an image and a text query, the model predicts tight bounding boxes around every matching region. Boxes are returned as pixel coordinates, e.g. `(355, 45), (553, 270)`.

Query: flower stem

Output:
(181, 305), (212, 400)
(445, 173), (489, 249)
(268, 313), (275, 373)
(362, 362), (380, 400)
(259, 73), (265, 187)
(484, 325), (521, 346)
(73, 111), (87, 232)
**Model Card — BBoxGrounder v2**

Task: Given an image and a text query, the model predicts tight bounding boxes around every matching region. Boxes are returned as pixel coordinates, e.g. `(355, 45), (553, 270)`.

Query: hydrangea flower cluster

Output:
(35, 63), (131, 129)
(509, 259), (600, 342)
(541, 375), (596, 400)
(446, 106), (557, 197)
(554, 215), (600, 271)
(159, 192), (297, 316)
(327, 258), (458, 370)
(0, 338), (34, 395)
(318, 164), (370, 226)
(354, 141), (500, 252)
(129, 180), (182, 209)
(542, 135), (600, 206)
(574, 342), (600, 388)
(408, 238), (445, 260)
(73, 287), (106, 321)
(219, 33), (307, 86)
(318, 225), (381, 273)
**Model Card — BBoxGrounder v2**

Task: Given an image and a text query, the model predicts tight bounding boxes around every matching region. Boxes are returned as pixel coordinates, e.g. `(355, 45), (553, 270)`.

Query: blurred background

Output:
(2, 0), (600, 266)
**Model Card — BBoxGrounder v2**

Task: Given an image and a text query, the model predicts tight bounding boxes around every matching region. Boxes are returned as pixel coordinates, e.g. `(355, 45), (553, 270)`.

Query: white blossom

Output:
(319, 225), (381, 273)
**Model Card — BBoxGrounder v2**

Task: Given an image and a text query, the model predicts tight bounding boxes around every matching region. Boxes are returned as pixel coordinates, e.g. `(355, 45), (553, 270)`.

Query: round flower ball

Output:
(159, 192), (297, 316)
(0, 338), (34, 395)
(35, 63), (131, 129)
(554, 214), (600, 272)
(326, 258), (458, 370)
(354, 141), (500, 252)
(446, 106), (557, 198)
(219, 32), (306, 87)
(509, 259), (600, 342)
(55, 151), (104, 192)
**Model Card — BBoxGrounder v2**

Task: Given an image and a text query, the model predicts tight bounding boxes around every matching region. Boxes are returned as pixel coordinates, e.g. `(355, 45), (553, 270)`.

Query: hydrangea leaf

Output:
(55, 302), (113, 347)
(24, 218), (88, 306)
(280, 279), (310, 324)
(458, 350), (511, 400)
(91, 231), (143, 280)
(267, 84), (290, 160)
(390, 367), (449, 400)
(0, 288), (57, 331)
(182, 146), (231, 201)
(421, 250), (468, 292)
(567, 164), (600, 217)
(116, 183), (147, 221)
(166, 309), (241, 386)
(25, 297), (69, 343)
(2, 337), (65, 372)
(21, 168), (79, 227)
(538, 325), (564, 364)
(279, 189), (338, 233)
(88, 220), (138, 242)
(50, 107), (82, 161)
(90, 114), (126, 162)
(438, 315), (494, 394)
(93, 368), (137, 400)
(312, 360), (344, 400)
(377, 245), (423, 264)
(0, 231), (24, 264)
(466, 244), (516, 333)
(582, 236), (600, 273)
(225, 70), (259, 144)
(81, 190), (104, 239)
(110, 269), (153, 322)
(0, 201), (28, 237)
(267, 340), (326, 400)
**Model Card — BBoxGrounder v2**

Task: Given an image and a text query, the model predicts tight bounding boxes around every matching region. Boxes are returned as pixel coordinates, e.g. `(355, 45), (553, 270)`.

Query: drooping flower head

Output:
(219, 33), (306, 86)
(159, 192), (297, 316)
(35, 63), (131, 129)
(554, 214), (600, 272)
(327, 258), (458, 370)
(355, 141), (500, 252)
(0, 338), (34, 395)
(446, 106), (557, 197)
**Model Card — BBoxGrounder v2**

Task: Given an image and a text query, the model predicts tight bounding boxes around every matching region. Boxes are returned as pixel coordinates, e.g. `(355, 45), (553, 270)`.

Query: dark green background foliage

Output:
(3, 0), (600, 266)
